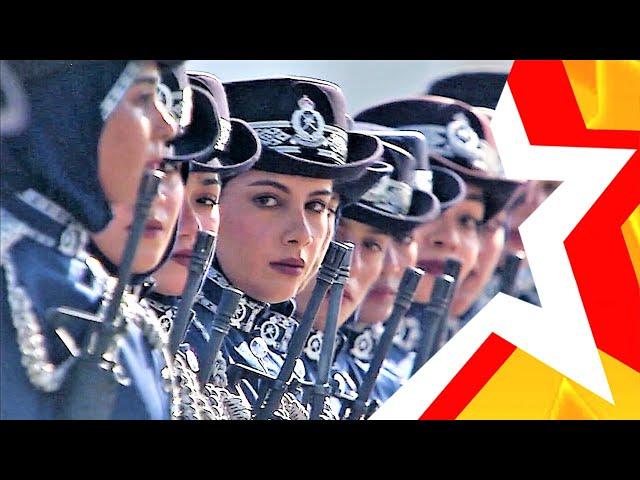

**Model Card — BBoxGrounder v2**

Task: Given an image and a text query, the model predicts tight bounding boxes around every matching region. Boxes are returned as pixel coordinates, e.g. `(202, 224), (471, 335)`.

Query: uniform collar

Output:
(197, 264), (269, 333)
(2, 189), (90, 259)
(301, 329), (347, 362)
(342, 323), (382, 362)
(391, 303), (424, 353)
(253, 307), (299, 355)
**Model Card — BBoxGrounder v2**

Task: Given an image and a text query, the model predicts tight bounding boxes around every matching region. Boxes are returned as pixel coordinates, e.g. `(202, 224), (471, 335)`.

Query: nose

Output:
(178, 196), (202, 238)
(383, 242), (402, 275)
(282, 208), (314, 248)
(151, 96), (179, 143)
(349, 245), (364, 278)
(428, 216), (461, 253)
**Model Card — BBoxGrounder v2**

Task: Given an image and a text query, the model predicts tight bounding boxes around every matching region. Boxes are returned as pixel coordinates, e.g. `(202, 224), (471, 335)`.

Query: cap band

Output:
(361, 176), (412, 215)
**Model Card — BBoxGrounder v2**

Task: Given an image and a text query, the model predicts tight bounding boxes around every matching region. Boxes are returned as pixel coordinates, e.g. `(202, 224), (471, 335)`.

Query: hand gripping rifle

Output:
(411, 258), (461, 376)
(47, 170), (163, 419)
(252, 241), (350, 420)
(308, 242), (354, 420)
(499, 251), (525, 296)
(169, 230), (217, 354)
(346, 267), (423, 420)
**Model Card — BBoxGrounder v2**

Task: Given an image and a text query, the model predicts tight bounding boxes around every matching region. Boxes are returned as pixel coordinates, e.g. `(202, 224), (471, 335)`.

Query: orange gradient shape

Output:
(563, 60), (640, 131)
(457, 349), (640, 419)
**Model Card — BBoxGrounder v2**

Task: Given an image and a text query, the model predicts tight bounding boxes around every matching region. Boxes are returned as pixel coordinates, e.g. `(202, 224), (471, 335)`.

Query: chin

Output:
(413, 276), (435, 304)
(156, 280), (184, 297)
(132, 253), (164, 274)
(155, 265), (187, 296)
(247, 284), (296, 304)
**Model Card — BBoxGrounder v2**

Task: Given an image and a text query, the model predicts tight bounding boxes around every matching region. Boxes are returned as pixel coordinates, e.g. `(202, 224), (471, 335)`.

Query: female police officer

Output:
(1, 60), (186, 419)
(145, 71), (262, 419)
(354, 95), (522, 382)
(187, 76), (383, 418)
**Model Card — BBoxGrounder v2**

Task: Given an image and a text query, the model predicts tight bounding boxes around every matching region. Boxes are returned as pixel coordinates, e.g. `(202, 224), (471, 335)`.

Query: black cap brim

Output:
(432, 165), (467, 209)
(430, 154), (522, 220)
(342, 185), (440, 234)
(333, 160), (394, 206)
(191, 117), (261, 177)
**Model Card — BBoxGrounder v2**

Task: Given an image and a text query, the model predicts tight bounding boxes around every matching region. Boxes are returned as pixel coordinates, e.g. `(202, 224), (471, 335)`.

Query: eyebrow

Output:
(201, 176), (221, 186)
(309, 189), (333, 197)
(366, 226), (388, 236)
(248, 180), (290, 193)
(466, 193), (485, 202)
(247, 180), (332, 197)
(134, 73), (160, 86)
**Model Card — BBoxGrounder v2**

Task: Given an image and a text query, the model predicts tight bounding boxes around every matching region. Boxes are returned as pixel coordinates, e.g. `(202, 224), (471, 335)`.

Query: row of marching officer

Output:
(0, 61), (540, 419)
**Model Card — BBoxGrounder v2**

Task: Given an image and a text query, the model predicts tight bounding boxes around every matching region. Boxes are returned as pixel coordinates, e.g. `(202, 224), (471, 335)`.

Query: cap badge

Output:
(291, 95), (327, 147)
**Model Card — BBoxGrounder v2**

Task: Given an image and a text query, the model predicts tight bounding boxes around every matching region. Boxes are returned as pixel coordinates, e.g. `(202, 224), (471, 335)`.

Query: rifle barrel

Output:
(169, 231), (217, 354)
(309, 242), (354, 420)
(198, 286), (243, 384)
(60, 169), (163, 419)
(254, 241), (349, 420)
(347, 267), (423, 420)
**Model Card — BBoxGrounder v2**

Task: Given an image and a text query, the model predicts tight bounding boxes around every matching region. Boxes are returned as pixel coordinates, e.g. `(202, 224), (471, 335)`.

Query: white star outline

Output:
(372, 83), (636, 420)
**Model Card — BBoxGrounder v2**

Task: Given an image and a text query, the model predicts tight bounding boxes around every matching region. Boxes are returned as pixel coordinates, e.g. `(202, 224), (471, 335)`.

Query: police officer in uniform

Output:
(186, 76), (384, 419)
(354, 96), (522, 383)
(145, 71), (262, 419)
(290, 132), (442, 416)
(1, 60), (189, 419)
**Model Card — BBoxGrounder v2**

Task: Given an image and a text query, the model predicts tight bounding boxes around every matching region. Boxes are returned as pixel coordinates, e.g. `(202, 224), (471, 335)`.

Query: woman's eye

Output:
(306, 200), (327, 214)
(133, 92), (155, 108)
(363, 239), (383, 253)
(459, 214), (482, 232)
(394, 234), (414, 246)
(253, 195), (279, 208)
(196, 196), (219, 208)
(481, 219), (505, 236)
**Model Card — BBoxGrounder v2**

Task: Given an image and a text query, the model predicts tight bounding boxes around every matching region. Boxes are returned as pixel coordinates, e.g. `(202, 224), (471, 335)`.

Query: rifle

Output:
(411, 258), (461, 375)
(168, 230), (217, 354)
(252, 241), (350, 420)
(500, 251), (525, 296)
(198, 285), (244, 384)
(347, 267), (423, 420)
(308, 242), (354, 420)
(48, 169), (164, 419)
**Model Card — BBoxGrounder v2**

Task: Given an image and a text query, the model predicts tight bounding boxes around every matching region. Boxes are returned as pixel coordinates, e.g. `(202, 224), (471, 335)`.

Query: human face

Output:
(296, 218), (392, 331)
(297, 194), (340, 294)
(91, 61), (182, 273)
(358, 230), (419, 325)
(412, 184), (485, 303)
(451, 210), (507, 316)
(215, 170), (333, 303)
(505, 180), (560, 255)
(153, 172), (221, 296)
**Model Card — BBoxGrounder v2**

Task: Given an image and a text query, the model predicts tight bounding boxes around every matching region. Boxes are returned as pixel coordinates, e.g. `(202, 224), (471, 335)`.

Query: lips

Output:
(147, 159), (163, 171)
(171, 248), (193, 267)
(342, 289), (354, 302)
(269, 257), (306, 277)
(367, 285), (397, 299)
(417, 259), (446, 276)
(507, 229), (521, 243)
(128, 218), (164, 239)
